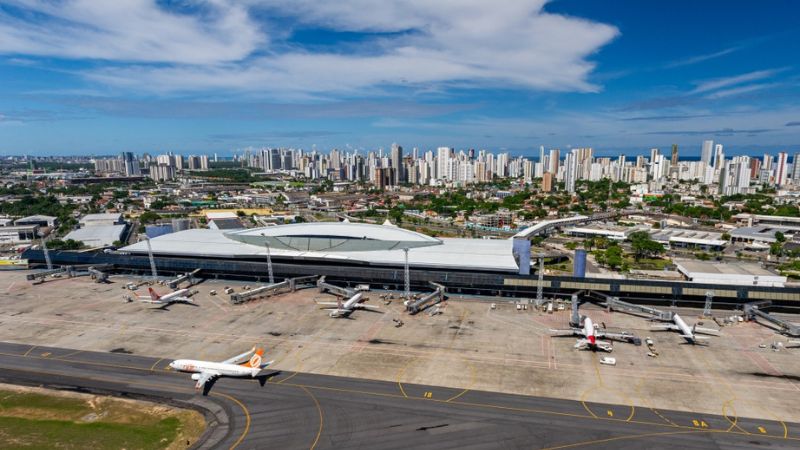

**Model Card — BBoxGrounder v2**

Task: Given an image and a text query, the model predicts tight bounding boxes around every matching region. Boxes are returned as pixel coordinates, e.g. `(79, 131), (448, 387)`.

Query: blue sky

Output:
(0, 0), (798, 157)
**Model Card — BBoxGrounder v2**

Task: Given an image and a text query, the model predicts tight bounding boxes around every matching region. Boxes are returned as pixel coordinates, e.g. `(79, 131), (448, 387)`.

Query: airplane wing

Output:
(573, 338), (589, 349)
(650, 324), (679, 331)
(550, 328), (581, 337)
(693, 326), (720, 336)
(595, 340), (614, 352)
(356, 304), (380, 310)
(316, 302), (339, 307)
(194, 370), (221, 390)
(220, 347), (256, 365)
(597, 331), (634, 341)
(137, 299), (165, 304)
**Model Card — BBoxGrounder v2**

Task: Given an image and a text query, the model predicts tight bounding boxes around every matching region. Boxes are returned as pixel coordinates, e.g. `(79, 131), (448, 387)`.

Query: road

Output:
(0, 341), (797, 449)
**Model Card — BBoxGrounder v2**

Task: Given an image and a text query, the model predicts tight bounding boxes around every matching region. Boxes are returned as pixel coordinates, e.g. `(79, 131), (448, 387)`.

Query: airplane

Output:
(650, 313), (719, 344)
(170, 346), (274, 395)
(133, 287), (196, 307)
(551, 316), (634, 352)
(316, 292), (380, 318)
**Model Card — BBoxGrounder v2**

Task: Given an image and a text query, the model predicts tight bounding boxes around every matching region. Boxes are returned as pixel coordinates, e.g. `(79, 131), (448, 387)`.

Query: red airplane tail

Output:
(148, 287), (161, 301)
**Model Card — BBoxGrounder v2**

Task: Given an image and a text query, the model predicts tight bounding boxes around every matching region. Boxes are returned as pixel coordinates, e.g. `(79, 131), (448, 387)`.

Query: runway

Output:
(0, 341), (797, 449)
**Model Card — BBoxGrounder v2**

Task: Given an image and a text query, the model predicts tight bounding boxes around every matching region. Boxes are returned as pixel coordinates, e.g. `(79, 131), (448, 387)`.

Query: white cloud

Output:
(0, 1), (619, 97)
(691, 69), (779, 94)
(0, 0), (263, 64)
(703, 83), (778, 99)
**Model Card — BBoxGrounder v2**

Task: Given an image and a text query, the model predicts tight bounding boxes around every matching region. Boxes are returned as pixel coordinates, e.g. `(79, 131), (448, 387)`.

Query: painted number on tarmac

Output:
(40, 352), (51, 357)
(423, 392), (433, 399)
(758, 426), (767, 434)
(692, 420), (709, 428)
(607, 410), (613, 417)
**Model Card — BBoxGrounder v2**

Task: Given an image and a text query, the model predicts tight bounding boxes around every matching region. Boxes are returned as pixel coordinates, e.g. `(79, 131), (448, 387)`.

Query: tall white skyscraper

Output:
(713, 144), (724, 169)
(436, 147), (451, 181)
(564, 150), (579, 193)
(390, 143), (403, 185)
(792, 153), (800, 183)
(776, 152), (789, 186)
(548, 149), (560, 174)
(700, 140), (713, 166)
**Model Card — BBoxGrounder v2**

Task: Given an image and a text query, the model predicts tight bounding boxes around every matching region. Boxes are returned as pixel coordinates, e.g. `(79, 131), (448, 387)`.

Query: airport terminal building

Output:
(121, 222), (522, 273)
(23, 222), (800, 311)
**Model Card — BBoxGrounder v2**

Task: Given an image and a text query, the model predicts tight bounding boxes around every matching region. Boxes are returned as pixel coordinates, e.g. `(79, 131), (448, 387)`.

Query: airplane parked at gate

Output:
(316, 292), (380, 318)
(129, 287), (196, 308)
(650, 313), (719, 344)
(551, 316), (635, 352)
(170, 346), (273, 394)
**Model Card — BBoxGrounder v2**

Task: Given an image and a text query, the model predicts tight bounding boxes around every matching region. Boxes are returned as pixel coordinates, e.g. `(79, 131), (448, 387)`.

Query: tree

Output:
(139, 211), (161, 224)
(721, 232), (731, 241)
(47, 239), (85, 250)
(775, 231), (786, 243)
(604, 245), (623, 269)
(629, 231), (665, 261)
(770, 242), (783, 257)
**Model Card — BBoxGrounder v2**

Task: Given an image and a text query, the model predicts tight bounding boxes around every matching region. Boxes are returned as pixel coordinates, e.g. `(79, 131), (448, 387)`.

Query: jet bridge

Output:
(317, 276), (355, 298)
(592, 292), (674, 321)
(230, 275), (319, 304)
(405, 282), (446, 315)
(27, 264), (114, 283)
(744, 301), (800, 337)
(168, 269), (202, 289)
(87, 266), (109, 283)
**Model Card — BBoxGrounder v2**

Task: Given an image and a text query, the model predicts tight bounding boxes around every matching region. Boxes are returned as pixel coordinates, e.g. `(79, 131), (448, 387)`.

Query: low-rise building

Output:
(674, 259), (786, 287)
(64, 224), (126, 247)
(0, 225), (39, 244)
(79, 213), (124, 227)
(730, 226), (796, 244)
(14, 215), (57, 228)
(566, 224), (637, 241)
(650, 228), (727, 251)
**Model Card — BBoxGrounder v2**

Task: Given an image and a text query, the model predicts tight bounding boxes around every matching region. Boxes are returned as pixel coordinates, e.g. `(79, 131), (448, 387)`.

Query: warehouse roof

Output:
(65, 224), (126, 247)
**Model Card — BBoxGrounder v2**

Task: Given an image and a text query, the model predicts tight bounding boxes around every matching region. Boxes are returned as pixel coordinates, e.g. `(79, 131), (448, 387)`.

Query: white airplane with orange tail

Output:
(170, 346), (274, 394)
(134, 287), (196, 307)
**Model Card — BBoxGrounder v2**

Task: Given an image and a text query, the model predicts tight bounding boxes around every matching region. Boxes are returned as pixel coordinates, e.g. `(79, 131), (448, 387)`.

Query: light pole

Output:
(403, 247), (410, 300)
(143, 236), (158, 281)
(260, 233), (274, 284)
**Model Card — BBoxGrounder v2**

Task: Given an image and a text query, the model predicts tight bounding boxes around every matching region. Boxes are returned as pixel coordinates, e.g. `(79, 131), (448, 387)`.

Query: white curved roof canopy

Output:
(225, 222), (442, 252)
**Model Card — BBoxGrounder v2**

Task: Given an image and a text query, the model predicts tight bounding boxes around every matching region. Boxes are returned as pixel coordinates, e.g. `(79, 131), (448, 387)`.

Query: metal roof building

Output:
(674, 259), (786, 287)
(122, 222), (520, 272)
(65, 224), (127, 247)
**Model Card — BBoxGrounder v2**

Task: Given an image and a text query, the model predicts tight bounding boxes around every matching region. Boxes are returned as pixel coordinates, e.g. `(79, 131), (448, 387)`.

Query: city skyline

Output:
(0, 1), (799, 155)
(83, 140), (799, 197)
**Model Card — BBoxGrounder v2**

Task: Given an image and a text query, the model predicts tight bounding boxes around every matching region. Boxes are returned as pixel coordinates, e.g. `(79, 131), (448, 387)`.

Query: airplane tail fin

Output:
(241, 347), (265, 368)
(148, 287), (160, 301)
